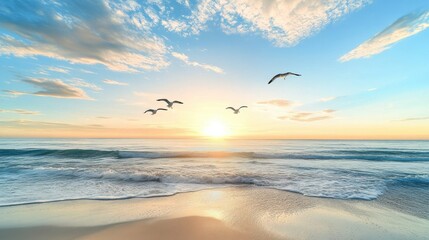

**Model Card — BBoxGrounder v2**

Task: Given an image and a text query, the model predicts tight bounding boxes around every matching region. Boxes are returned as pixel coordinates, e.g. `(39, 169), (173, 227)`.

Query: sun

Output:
(202, 120), (229, 138)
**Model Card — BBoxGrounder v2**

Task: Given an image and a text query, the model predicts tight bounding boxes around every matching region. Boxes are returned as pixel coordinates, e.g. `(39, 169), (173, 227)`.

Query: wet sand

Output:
(0, 187), (428, 240)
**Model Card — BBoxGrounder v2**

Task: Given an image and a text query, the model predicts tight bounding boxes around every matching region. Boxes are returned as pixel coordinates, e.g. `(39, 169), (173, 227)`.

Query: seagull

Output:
(268, 72), (301, 84)
(144, 108), (167, 115)
(226, 106), (248, 114)
(157, 99), (184, 109)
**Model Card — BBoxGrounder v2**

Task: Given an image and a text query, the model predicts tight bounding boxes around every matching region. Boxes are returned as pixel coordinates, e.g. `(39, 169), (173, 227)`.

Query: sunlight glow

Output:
(202, 120), (229, 138)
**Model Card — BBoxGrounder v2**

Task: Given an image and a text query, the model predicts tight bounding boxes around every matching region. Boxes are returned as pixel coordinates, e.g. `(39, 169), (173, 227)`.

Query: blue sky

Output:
(1, 0), (429, 139)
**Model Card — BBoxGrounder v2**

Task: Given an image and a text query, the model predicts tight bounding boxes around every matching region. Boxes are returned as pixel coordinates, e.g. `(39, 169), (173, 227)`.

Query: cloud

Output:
(69, 78), (102, 91)
(6, 77), (90, 99)
(103, 79), (129, 86)
(0, 0), (168, 72)
(162, 20), (188, 32)
(81, 69), (95, 74)
(3, 90), (26, 96)
(0, 109), (39, 115)
(323, 109), (336, 113)
(319, 96), (337, 102)
(165, 0), (369, 46)
(398, 117), (429, 122)
(257, 99), (295, 108)
(47, 67), (69, 74)
(340, 10), (429, 62)
(279, 109), (335, 122)
(0, 120), (102, 129)
(0, 120), (192, 138)
(171, 52), (224, 74)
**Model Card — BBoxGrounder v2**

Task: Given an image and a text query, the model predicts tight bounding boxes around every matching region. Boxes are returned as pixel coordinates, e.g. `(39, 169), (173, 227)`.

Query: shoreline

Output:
(1, 186), (428, 240)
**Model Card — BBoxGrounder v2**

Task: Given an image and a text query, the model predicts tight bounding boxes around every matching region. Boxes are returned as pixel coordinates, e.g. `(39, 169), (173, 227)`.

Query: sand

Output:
(0, 187), (428, 240)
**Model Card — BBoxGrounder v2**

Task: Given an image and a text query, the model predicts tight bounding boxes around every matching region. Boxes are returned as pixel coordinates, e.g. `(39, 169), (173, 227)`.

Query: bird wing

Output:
(157, 99), (171, 104)
(286, 72), (301, 77)
(172, 101), (183, 104)
(157, 108), (167, 111)
(144, 109), (155, 114)
(226, 107), (236, 111)
(238, 106), (248, 110)
(268, 73), (284, 84)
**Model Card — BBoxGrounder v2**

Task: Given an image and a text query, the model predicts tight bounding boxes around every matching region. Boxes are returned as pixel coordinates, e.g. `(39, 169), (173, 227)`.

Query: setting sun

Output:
(202, 120), (229, 138)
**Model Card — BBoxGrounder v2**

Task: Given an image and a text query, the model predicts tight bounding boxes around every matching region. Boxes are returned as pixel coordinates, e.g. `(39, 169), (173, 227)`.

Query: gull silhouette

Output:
(157, 99), (184, 109)
(144, 108), (167, 115)
(268, 72), (301, 84)
(226, 106), (248, 114)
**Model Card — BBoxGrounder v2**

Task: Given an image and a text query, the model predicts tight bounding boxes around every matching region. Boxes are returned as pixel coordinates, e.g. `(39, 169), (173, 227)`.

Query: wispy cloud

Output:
(47, 67), (69, 74)
(0, 109), (39, 115)
(81, 69), (95, 74)
(398, 116), (429, 122)
(279, 109), (335, 122)
(5, 77), (90, 99)
(69, 78), (102, 91)
(0, 0), (168, 72)
(319, 96), (337, 102)
(0, 120), (191, 138)
(103, 79), (129, 86)
(3, 90), (26, 96)
(0, 120), (102, 129)
(340, 10), (429, 62)
(171, 52), (224, 74)
(257, 99), (296, 108)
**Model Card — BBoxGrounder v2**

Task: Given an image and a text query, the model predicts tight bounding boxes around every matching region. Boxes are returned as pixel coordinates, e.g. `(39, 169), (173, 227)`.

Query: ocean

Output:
(1, 138), (428, 214)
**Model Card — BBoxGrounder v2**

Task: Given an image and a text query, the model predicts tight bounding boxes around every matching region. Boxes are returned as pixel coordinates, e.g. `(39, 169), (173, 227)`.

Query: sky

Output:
(0, 0), (429, 139)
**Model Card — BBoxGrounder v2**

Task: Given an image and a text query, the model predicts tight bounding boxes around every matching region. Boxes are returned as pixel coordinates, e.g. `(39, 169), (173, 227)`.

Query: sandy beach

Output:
(1, 187), (428, 240)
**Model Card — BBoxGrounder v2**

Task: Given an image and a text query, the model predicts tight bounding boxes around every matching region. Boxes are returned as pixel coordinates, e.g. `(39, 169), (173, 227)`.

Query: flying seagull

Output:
(226, 106), (248, 114)
(157, 99), (184, 109)
(144, 108), (167, 115)
(268, 72), (301, 84)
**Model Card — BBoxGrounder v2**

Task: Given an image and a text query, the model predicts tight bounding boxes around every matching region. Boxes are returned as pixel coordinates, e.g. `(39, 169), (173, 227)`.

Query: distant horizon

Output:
(1, 136), (429, 141)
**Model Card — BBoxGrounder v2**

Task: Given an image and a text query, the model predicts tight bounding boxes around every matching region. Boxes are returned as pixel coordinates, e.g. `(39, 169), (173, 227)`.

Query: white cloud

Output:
(47, 67), (69, 74)
(165, 0), (370, 46)
(279, 109), (335, 122)
(103, 79), (129, 86)
(162, 20), (188, 32)
(69, 78), (102, 91)
(81, 69), (95, 74)
(257, 99), (296, 108)
(340, 11), (429, 62)
(319, 96), (337, 102)
(171, 52), (224, 74)
(0, 109), (40, 115)
(3, 90), (26, 96)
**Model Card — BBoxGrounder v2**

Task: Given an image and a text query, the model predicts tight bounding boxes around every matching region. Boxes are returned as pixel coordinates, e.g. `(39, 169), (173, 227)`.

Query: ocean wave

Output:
(1, 148), (429, 162)
(0, 149), (118, 158)
(32, 167), (264, 185)
(21, 166), (429, 200)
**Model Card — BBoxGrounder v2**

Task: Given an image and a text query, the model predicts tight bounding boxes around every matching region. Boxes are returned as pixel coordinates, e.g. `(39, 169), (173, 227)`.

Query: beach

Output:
(1, 187), (428, 240)
(1, 139), (429, 239)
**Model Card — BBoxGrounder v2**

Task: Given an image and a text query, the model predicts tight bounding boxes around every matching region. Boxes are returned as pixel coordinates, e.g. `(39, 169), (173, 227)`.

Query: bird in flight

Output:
(226, 106), (248, 114)
(144, 108), (167, 115)
(268, 72), (301, 84)
(157, 99), (184, 109)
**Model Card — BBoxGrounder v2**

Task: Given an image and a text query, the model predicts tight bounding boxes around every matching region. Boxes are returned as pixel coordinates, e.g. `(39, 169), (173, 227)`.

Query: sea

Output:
(1, 138), (428, 216)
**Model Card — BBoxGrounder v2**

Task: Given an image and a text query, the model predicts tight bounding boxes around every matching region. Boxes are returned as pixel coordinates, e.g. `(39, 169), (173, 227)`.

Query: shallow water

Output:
(0, 139), (428, 211)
